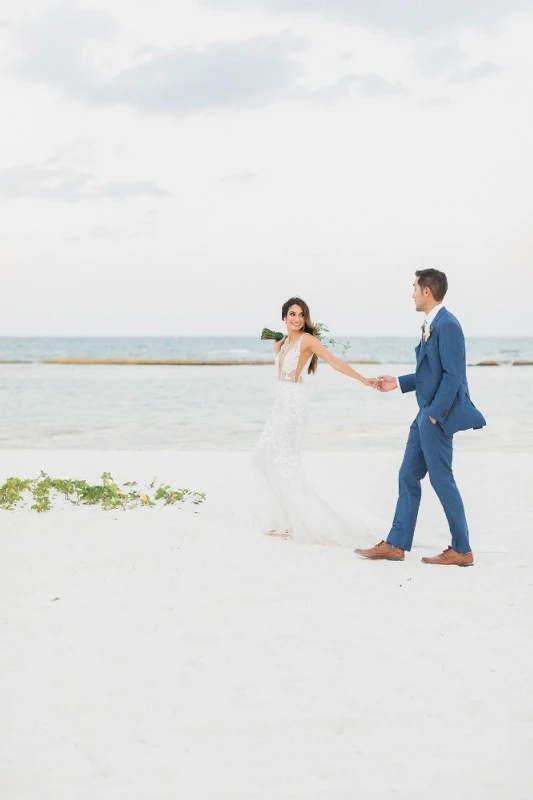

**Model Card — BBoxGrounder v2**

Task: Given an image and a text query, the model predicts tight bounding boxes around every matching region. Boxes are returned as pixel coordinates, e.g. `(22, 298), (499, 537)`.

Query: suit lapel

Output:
(416, 308), (446, 369)
(417, 340), (428, 367)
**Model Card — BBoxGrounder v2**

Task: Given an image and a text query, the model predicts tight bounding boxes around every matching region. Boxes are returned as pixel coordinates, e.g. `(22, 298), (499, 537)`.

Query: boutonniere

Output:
(421, 322), (433, 343)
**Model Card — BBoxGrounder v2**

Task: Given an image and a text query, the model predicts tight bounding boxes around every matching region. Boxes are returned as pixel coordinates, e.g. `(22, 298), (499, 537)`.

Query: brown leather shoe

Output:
(421, 546), (474, 567)
(354, 540), (405, 561)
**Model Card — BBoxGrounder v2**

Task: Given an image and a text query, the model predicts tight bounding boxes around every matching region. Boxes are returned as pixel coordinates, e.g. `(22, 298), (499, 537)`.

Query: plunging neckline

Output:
(278, 334), (303, 371)
(278, 334), (309, 383)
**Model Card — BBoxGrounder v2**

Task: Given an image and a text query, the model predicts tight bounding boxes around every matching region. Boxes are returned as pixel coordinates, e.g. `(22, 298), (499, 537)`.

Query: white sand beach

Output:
(1, 449), (531, 799)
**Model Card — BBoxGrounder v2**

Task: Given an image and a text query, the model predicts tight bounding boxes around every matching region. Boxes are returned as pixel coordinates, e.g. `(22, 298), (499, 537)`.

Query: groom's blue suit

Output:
(387, 308), (486, 554)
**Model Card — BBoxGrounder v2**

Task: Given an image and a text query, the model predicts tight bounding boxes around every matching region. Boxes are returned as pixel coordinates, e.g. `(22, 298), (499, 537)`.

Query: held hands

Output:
(371, 375), (397, 392)
(365, 375), (437, 421)
(366, 375), (438, 422)
(363, 377), (381, 388)
(363, 376), (393, 390)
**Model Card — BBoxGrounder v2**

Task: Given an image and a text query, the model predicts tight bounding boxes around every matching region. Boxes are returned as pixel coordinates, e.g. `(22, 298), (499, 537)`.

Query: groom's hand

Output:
(366, 377), (383, 389)
(376, 375), (397, 392)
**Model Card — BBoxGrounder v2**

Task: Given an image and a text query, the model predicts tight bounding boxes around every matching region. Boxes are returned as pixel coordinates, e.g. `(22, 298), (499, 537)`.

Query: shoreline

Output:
(1, 358), (531, 366)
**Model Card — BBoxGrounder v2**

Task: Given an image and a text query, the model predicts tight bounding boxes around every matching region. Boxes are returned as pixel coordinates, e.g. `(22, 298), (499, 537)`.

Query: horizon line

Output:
(0, 333), (531, 339)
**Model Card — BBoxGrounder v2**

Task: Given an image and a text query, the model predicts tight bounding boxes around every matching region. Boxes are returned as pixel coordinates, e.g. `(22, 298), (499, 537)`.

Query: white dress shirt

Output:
(424, 303), (445, 327)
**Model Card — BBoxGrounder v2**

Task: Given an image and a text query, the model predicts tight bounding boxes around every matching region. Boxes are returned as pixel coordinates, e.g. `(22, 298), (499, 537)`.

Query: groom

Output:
(356, 269), (486, 566)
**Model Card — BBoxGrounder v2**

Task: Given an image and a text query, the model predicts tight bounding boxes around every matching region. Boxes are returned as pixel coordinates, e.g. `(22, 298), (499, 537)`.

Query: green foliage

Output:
(0, 472), (206, 513)
(261, 323), (351, 356)
(315, 323), (351, 357)
(0, 477), (32, 510)
(153, 484), (206, 505)
(314, 322), (330, 340)
(261, 327), (284, 341)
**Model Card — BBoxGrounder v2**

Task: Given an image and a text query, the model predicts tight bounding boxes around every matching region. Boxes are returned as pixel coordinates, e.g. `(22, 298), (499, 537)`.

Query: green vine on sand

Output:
(0, 471), (206, 513)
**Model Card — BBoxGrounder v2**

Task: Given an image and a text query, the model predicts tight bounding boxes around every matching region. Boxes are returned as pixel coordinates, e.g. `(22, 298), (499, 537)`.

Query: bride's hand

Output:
(364, 377), (381, 388)
(273, 335), (287, 355)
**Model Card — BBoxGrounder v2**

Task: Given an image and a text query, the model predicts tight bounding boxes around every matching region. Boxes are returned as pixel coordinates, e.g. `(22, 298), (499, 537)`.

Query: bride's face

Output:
(285, 304), (305, 332)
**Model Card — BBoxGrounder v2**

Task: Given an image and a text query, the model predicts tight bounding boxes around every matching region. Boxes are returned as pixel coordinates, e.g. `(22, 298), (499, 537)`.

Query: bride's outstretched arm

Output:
(305, 335), (376, 387)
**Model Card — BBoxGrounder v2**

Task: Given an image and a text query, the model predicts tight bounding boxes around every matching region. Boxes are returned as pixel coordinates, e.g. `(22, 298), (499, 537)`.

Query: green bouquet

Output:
(261, 327), (285, 341)
(260, 323), (351, 355)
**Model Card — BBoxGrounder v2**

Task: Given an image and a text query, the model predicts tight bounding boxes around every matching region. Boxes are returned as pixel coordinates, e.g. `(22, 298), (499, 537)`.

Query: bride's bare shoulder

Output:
(301, 332), (324, 352)
(299, 332), (315, 351)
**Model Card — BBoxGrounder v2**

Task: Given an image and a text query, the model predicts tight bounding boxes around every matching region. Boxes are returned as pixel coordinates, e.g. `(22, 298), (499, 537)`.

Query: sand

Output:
(1, 449), (531, 800)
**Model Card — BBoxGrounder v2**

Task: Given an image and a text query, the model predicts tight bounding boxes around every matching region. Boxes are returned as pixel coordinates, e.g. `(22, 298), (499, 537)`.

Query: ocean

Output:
(1, 337), (532, 451)
(1, 336), (532, 365)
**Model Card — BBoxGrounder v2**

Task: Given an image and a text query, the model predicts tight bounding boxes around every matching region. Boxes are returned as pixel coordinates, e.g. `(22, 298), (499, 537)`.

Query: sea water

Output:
(1, 336), (532, 365)
(0, 338), (531, 451)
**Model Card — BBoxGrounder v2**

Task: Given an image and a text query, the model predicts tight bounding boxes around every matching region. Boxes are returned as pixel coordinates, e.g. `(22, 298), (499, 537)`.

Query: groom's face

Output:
(412, 278), (428, 312)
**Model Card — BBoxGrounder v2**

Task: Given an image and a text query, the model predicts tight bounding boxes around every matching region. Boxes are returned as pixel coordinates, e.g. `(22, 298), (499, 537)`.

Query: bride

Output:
(254, 297), (377, 547)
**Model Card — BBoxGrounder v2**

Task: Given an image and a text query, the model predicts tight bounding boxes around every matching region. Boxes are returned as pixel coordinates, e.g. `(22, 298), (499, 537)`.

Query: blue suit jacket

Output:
(398, 308), (486, 435)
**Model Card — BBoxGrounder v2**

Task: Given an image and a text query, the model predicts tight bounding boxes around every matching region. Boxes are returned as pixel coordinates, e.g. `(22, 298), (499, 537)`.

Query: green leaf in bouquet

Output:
(261, 327), (284, 341)
(260, 322), (351, 357)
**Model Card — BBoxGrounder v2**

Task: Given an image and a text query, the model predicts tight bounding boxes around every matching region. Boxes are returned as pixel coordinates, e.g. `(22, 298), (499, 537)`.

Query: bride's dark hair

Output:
(281, 296), (318, 375)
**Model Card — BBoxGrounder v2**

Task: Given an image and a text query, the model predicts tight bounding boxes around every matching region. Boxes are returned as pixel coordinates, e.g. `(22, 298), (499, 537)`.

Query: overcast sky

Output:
(1, 0), (532, 337)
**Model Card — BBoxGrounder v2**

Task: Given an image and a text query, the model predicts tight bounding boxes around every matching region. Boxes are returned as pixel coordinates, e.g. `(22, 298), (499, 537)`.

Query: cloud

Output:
(413, 40), (467, 76)
(449, 61), (509, 83)
(14, 5), (306, 115)
(16, 4), (118, 88)
(96, 181), (172, 199)
(0, 165), (90, 199)
(0, 164), (172, 200)
(45, 139), (94, 166)
(310, 72), (409, 102)
(106, 36), (304, 114)
(201, 0), (531, 36)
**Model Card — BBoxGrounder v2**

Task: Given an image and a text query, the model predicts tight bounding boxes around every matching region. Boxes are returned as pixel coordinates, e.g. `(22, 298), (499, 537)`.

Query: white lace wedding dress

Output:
(253, 334), (375, 547)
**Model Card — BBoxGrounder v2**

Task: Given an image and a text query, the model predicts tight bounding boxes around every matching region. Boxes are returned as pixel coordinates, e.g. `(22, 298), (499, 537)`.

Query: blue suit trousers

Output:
(386, 409), (471, 553)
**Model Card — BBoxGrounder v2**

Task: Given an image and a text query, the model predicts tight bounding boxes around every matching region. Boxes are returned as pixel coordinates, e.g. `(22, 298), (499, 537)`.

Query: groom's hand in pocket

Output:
(376, 375), (398, 393)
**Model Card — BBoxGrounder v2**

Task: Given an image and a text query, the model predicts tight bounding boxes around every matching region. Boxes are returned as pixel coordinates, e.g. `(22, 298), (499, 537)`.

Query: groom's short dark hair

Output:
(415, 269), (448, 302)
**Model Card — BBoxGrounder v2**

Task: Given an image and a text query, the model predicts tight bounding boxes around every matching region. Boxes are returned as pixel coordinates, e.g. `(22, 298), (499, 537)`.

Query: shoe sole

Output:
(421, 560), (474, 567)
(354, 553), (404, 562)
